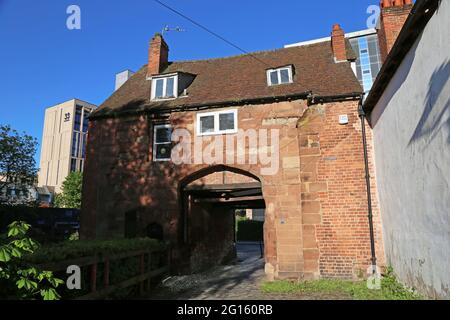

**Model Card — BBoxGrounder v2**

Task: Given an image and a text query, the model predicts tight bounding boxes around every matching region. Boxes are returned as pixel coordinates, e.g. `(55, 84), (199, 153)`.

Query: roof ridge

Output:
(167, 40), (331, 65)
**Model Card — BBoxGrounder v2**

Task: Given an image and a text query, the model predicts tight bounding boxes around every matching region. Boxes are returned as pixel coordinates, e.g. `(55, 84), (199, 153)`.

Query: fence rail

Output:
(36, 247), (169, 300)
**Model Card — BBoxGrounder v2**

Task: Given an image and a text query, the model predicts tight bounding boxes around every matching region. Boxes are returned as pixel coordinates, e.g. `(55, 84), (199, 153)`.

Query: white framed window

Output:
(153, 124), (173, 161)
(266, 66), (293, 86)
(151, 75), (178, 100)
(196, 109), (238, 136)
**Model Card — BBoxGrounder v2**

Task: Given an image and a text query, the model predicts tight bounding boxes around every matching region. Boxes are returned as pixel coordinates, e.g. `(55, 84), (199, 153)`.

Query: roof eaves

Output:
(90, 91), (313, 120)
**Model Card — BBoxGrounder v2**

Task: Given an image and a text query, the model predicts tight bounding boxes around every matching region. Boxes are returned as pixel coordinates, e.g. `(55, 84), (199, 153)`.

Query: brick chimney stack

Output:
(147, 33), (169, 76)
(331, 24), (347, 62)
(378, 0), (413, 62)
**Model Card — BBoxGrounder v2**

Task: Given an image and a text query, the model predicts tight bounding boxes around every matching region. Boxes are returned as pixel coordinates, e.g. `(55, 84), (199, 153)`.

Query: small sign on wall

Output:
(339, 114), (349, 125)
(64, 113), (71, 122)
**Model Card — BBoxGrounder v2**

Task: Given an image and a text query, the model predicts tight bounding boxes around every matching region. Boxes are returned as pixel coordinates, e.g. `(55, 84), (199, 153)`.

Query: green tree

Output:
(0, 221), (64, 300)
(0, 125), (38, 204)
(54, 172), (83, 209)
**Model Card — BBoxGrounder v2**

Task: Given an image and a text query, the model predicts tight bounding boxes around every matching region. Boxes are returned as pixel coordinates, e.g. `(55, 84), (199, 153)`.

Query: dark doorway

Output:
(124, 210), (137, 238)
(180, 171), (266, 273)
(147, 222), (164, 241)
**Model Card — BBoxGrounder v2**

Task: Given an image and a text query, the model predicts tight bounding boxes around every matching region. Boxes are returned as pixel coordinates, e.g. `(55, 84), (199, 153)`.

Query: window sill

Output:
(197, 129), (238, 137)
(267, 81), (294, 87)
(153, 158), (171, 162)
(151, 96), (178, 102)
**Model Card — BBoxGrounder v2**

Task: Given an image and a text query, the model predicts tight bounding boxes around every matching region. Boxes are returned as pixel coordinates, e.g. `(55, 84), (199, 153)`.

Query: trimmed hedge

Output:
(236, 220), (264, 242)
(25, 238), (164, 264)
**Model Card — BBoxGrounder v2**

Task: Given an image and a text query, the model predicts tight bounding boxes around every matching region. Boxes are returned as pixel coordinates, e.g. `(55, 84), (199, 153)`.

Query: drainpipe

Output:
(358, 96), (377, 271)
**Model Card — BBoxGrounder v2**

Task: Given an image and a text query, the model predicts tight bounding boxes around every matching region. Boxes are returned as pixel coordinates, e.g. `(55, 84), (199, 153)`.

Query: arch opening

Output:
(178, 165), (266, 274)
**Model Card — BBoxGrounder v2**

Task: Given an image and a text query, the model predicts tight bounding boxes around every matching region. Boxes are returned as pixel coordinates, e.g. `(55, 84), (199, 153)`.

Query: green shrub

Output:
(0, 221), (64, 300)
(236, 219), (264, 242)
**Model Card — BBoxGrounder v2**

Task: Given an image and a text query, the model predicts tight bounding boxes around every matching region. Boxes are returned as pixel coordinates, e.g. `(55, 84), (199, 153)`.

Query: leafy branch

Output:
(0, 221), (64, 300)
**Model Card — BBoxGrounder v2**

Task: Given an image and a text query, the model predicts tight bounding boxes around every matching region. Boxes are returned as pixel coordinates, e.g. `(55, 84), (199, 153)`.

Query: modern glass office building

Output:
(348, 31), (383, 94)
(38, 99), (97, 193)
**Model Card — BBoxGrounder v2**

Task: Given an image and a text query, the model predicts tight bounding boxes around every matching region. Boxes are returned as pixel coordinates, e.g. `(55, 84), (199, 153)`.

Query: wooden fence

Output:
(36, 247), (169, 300)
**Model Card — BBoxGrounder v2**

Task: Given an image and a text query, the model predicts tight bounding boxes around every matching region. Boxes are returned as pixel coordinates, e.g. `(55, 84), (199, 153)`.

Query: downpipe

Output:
(358, 96), (377, 272)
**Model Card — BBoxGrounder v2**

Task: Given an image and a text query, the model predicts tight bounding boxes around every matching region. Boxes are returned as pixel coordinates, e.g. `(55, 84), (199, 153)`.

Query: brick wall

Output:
(82, 98), (384, 279)
(378, 4), (413, 62)
(299, 101), (384, 279)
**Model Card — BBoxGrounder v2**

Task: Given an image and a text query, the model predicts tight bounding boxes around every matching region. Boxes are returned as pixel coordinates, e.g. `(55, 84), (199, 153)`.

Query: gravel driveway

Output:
(148, 243), (350, 300)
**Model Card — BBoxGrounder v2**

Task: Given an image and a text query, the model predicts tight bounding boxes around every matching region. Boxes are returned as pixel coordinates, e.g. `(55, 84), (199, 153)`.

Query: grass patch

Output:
(261, 268), (425, 300)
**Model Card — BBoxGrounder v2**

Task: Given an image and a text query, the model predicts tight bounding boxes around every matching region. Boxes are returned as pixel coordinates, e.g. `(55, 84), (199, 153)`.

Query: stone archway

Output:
(178, 165), (266, 273)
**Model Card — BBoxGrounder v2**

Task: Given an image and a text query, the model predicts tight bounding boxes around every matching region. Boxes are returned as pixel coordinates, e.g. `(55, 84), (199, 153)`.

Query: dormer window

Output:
(267, 66), (293, 86)
(151, 74), (178, 100)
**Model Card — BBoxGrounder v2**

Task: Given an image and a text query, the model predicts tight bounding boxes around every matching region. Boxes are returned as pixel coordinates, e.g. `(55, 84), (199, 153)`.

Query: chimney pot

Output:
(381, 0), (390, 8)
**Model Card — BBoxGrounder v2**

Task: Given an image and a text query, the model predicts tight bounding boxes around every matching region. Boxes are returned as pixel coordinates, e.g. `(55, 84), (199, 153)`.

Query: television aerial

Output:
(162, 25), (186, 36)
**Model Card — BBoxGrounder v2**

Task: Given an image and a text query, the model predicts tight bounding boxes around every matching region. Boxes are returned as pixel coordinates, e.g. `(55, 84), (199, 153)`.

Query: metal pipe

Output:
(358, 97), (377, 271)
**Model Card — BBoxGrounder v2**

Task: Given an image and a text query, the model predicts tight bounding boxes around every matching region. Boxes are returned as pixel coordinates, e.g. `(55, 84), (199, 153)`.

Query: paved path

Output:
(149, 243), (350, 300)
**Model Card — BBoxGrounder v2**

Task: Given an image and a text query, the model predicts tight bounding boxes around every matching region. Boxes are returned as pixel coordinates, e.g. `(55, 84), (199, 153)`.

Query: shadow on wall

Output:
(81, 112), (197, 242)
(370, 33), (421, 128)
(408, 59), (450, 147)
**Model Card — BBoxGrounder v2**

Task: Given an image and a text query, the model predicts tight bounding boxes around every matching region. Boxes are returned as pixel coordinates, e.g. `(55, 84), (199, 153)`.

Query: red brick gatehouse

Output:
(80, 16), (401, 279)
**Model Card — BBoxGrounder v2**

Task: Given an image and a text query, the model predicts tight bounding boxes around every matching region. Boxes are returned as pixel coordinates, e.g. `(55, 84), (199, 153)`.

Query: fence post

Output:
(139, 253), (145, 295)
(147, 251), (152, 292)
(90, 263), (97, 293)
(104, 258), (110, 288)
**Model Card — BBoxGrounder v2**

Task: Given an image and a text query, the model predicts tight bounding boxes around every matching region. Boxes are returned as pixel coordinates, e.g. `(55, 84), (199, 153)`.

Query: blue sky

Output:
(0, 0), (377, 163)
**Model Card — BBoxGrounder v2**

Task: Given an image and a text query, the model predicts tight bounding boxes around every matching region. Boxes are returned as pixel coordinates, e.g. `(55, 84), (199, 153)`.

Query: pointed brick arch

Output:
(179, 165), (262, 192)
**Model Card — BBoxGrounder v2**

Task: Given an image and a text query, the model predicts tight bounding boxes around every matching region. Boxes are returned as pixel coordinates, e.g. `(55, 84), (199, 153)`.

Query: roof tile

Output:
(93, 41), (362, 118)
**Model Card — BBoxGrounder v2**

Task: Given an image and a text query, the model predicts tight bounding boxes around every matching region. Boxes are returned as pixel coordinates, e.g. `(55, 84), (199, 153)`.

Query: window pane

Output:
(155, 127), (172, 143)
(83, 111), (90, 133)
(270, 71), (279, 85)
(280, 69), (290, 83)
(71, 132), (79, 157)
(70, 158), (77, 172)
(219, 113), (235, 131)
(155, 143), (172, 160)
(74, 106), (82, 131)
(200, 115), (215, 133)
(165, 77), (175, 97)
(81, 134), (87, 158)
(155, 79), (164, 98)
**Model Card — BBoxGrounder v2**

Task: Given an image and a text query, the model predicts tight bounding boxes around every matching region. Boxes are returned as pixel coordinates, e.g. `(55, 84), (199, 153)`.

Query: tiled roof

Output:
(93, 40), (361, 118)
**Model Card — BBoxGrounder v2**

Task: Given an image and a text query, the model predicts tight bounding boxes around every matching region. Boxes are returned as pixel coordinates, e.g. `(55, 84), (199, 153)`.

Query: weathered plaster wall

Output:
(370, 0), (450, 299)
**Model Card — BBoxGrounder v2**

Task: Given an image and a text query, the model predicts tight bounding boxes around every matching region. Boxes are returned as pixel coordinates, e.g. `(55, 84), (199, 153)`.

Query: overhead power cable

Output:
(152, 0), (272, 67)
